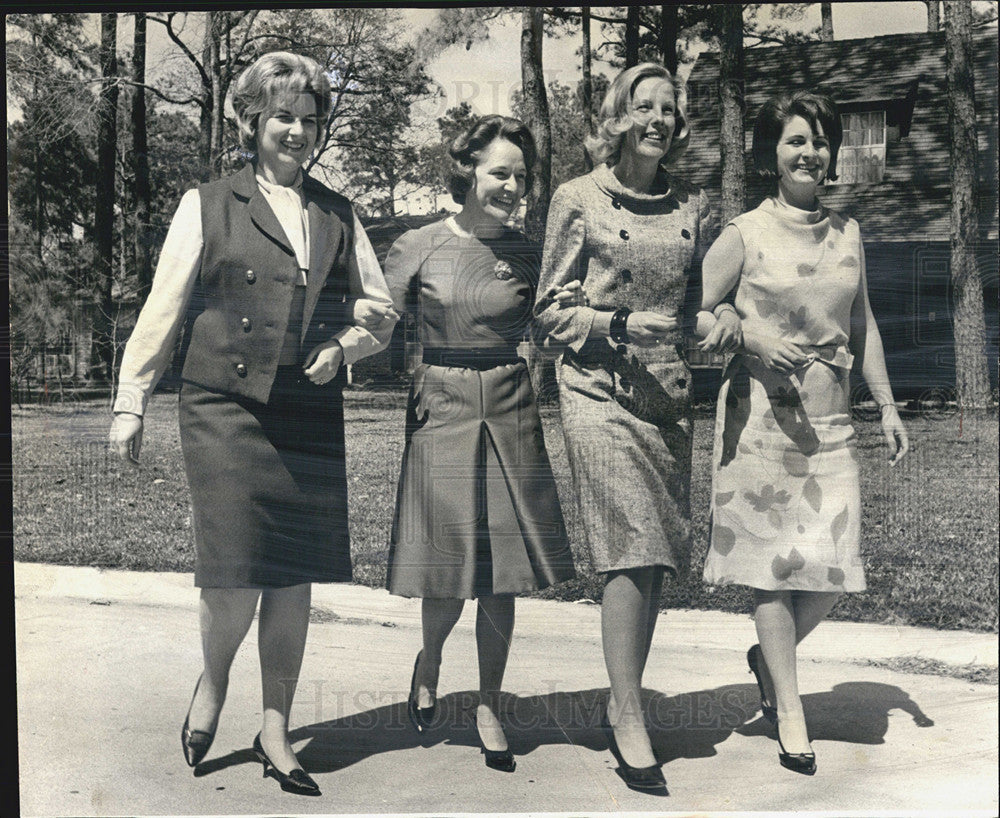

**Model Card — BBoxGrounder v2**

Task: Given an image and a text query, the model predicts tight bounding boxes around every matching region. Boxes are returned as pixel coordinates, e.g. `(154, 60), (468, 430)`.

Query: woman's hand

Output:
(351, 298), (399, 332)
(698, 309), (742, 354)
(626, 311), (677, 348)
(743, 330), (811, 374)
(109, 412), (144, 467)
(880, 404), (909, 466)
(304, 340), (344, 385)
(550, 279), (589, 308)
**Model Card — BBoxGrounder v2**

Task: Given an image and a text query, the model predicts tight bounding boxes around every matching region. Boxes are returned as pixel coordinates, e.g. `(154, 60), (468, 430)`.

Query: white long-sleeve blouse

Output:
(113, 177), (394, 415)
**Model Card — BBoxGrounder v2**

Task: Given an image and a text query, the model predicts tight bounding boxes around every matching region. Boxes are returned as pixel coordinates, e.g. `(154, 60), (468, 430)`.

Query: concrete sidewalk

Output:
(14, 562), (999, 816)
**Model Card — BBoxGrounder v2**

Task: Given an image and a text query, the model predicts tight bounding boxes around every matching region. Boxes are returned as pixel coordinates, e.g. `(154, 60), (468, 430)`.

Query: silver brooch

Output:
(494, 260), (514, 280)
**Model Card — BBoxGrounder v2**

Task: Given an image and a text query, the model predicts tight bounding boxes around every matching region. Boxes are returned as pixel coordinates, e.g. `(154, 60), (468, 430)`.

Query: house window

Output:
(838, 110), (886, 184)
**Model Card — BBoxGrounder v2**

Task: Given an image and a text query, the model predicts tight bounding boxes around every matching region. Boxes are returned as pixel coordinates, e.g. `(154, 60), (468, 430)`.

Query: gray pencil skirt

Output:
(179, 366), (351, 588)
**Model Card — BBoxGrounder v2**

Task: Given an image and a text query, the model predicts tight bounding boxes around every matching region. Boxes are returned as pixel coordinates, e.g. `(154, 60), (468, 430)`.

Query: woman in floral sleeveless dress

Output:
(698, 92), (908, 775)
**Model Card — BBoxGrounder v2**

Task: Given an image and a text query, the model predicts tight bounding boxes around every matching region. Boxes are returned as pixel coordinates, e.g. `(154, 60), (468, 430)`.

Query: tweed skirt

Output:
(179, 366), (351, 588)
(386, 360), (576, 599)
(557, 339), (694, 575)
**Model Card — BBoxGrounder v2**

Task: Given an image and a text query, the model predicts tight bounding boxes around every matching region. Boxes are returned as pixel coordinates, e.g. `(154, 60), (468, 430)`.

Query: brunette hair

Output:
(447, 115), (537, 205)
(231, 51), (332, 152)
(752, 91), (843, 182)
(584, 62), (690, 167)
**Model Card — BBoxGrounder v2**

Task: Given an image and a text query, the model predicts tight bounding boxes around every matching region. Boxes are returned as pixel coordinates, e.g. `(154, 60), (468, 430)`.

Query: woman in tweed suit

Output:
(534, 63), (738, 793)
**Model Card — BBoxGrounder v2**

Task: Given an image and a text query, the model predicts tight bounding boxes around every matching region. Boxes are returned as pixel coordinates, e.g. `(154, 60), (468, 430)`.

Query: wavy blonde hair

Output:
(231, 52), (332, 152)
(585, 62), (689, 168)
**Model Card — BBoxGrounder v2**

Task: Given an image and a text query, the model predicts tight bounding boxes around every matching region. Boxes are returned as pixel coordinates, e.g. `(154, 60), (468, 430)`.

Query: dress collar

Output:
(763, 195), (826, 225)
(255, 168), (304, 195)
(590, 162), (675, 204)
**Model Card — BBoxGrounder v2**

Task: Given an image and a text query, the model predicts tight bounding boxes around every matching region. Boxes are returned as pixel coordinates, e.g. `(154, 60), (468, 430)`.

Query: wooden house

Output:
(677, 28), (999, 399)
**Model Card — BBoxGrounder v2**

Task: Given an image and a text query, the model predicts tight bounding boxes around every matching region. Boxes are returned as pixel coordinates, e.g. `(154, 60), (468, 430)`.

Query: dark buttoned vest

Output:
(180, 164), (354, 404)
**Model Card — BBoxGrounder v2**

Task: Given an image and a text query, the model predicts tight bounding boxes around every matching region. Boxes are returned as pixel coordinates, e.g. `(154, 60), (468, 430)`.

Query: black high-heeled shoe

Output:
(181, 674), (215, 768)
(407, 651), (437, 734)
(602, 712), (668, 795)
(473, 714), (515, 772)
(747, 644), (778, 725)
(252, 733), (321, 795)
(776, 722), (817, 776)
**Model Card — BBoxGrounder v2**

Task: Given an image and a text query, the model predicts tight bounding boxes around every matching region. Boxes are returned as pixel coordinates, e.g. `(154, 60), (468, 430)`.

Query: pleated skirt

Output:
(179, 366), (351, 588)
(386, 361), (576, 599)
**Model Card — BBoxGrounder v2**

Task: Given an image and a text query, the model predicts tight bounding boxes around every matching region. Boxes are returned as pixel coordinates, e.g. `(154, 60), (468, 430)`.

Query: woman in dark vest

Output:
(109, 51), (397, 796)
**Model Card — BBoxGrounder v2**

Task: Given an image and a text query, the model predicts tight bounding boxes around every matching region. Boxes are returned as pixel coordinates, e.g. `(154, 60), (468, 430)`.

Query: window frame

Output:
(833, 108), (888, 185)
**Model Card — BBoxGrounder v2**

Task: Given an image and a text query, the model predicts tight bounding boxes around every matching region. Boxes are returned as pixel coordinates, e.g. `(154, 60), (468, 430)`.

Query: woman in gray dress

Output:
(534, 63), (738, 793)
(384, 116), (576, 772)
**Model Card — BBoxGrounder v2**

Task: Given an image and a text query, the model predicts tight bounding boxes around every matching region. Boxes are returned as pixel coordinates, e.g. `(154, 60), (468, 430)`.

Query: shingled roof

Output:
(676, 28), (998, 242)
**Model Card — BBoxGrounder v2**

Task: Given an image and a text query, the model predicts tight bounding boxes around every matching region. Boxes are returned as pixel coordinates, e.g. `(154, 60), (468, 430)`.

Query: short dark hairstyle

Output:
(447, 115), (537, 205)
(752, 91), (842, 183)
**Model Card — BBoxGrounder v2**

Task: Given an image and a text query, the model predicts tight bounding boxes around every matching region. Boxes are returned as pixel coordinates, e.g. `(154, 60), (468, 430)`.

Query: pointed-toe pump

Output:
(181, 674), (216, 768)
(747, 644), (778, 725)
(406, 651), (437, 734)
(776, 720), (817, 776)
(252, 733), (321, 796)
(473, 713), (516, 772)
(602, 713), (668, 795)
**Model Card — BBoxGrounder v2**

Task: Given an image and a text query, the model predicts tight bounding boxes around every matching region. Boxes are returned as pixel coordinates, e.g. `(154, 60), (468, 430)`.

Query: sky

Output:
(85, 2), (967, 122)
(10, 3), (995, 213)
(412, 2), (948, 119)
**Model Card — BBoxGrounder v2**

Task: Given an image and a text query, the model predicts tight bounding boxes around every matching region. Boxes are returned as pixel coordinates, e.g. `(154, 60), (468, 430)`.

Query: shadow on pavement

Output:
(738, 681), (935, 745)
(193, 684), (765, 777)
(188, 681), (933, 779)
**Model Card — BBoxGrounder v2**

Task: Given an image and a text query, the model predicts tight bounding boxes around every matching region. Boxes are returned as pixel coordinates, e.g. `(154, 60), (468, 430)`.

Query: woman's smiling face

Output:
(466, 138), (527, 224)
(256, 93), (320, 181)
(623, 76), (677, 162)
(775, 114), (831, 192)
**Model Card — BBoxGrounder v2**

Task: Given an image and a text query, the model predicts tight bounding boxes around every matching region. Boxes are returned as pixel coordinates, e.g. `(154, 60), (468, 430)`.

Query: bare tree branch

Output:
(148, 12), (211, 89)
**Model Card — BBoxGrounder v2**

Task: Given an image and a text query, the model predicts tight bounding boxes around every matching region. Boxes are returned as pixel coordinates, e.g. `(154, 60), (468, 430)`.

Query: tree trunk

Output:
(660, 4), (679, 75)
(926, 1), (941, 31)
(581, 6), (594, 170)
(520, 7), (555, 399)
(94, 13), (119, 382)
(132, 12), (153, 302)
(821, 3), (835, 41)
(31, 30), (44, 263)
(625, 6), (640, 68)
(717, 4), (746, 225)
(520, 7), (551, 243)
(197, 15), (215, 181)
(944, 0), (990, 409)
(209, 12), (225, 180)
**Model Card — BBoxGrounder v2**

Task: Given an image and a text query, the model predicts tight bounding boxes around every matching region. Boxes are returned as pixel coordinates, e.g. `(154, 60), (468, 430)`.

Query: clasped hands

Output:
(548, 280), (680, 348)
(306, 298), (401, 385)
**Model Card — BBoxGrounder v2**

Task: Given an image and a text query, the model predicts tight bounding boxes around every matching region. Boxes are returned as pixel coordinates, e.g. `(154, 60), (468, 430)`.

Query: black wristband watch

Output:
(609, 308), (632, 345)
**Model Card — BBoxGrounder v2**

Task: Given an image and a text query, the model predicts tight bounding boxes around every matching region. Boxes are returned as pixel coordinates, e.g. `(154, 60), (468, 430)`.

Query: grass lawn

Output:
(11, 389), (998, 632)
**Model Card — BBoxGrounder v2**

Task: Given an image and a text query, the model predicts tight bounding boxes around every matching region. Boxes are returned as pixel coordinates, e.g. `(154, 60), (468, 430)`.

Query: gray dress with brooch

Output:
(385, 219), (575, 599)
(534, 163), (713, 574)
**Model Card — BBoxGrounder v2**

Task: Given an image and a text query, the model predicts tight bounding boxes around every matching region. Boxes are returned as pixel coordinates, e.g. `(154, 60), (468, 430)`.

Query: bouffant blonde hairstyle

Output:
(231, 51), (332, 152)
(584, 62), (689, 168)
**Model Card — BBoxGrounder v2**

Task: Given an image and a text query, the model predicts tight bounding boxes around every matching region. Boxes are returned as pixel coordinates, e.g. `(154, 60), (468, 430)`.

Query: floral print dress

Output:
(702, 197), (867, 592)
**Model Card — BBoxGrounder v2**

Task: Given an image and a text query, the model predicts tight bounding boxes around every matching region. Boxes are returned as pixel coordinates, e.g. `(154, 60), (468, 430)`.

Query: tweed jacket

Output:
(533, 163), (713, 362)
